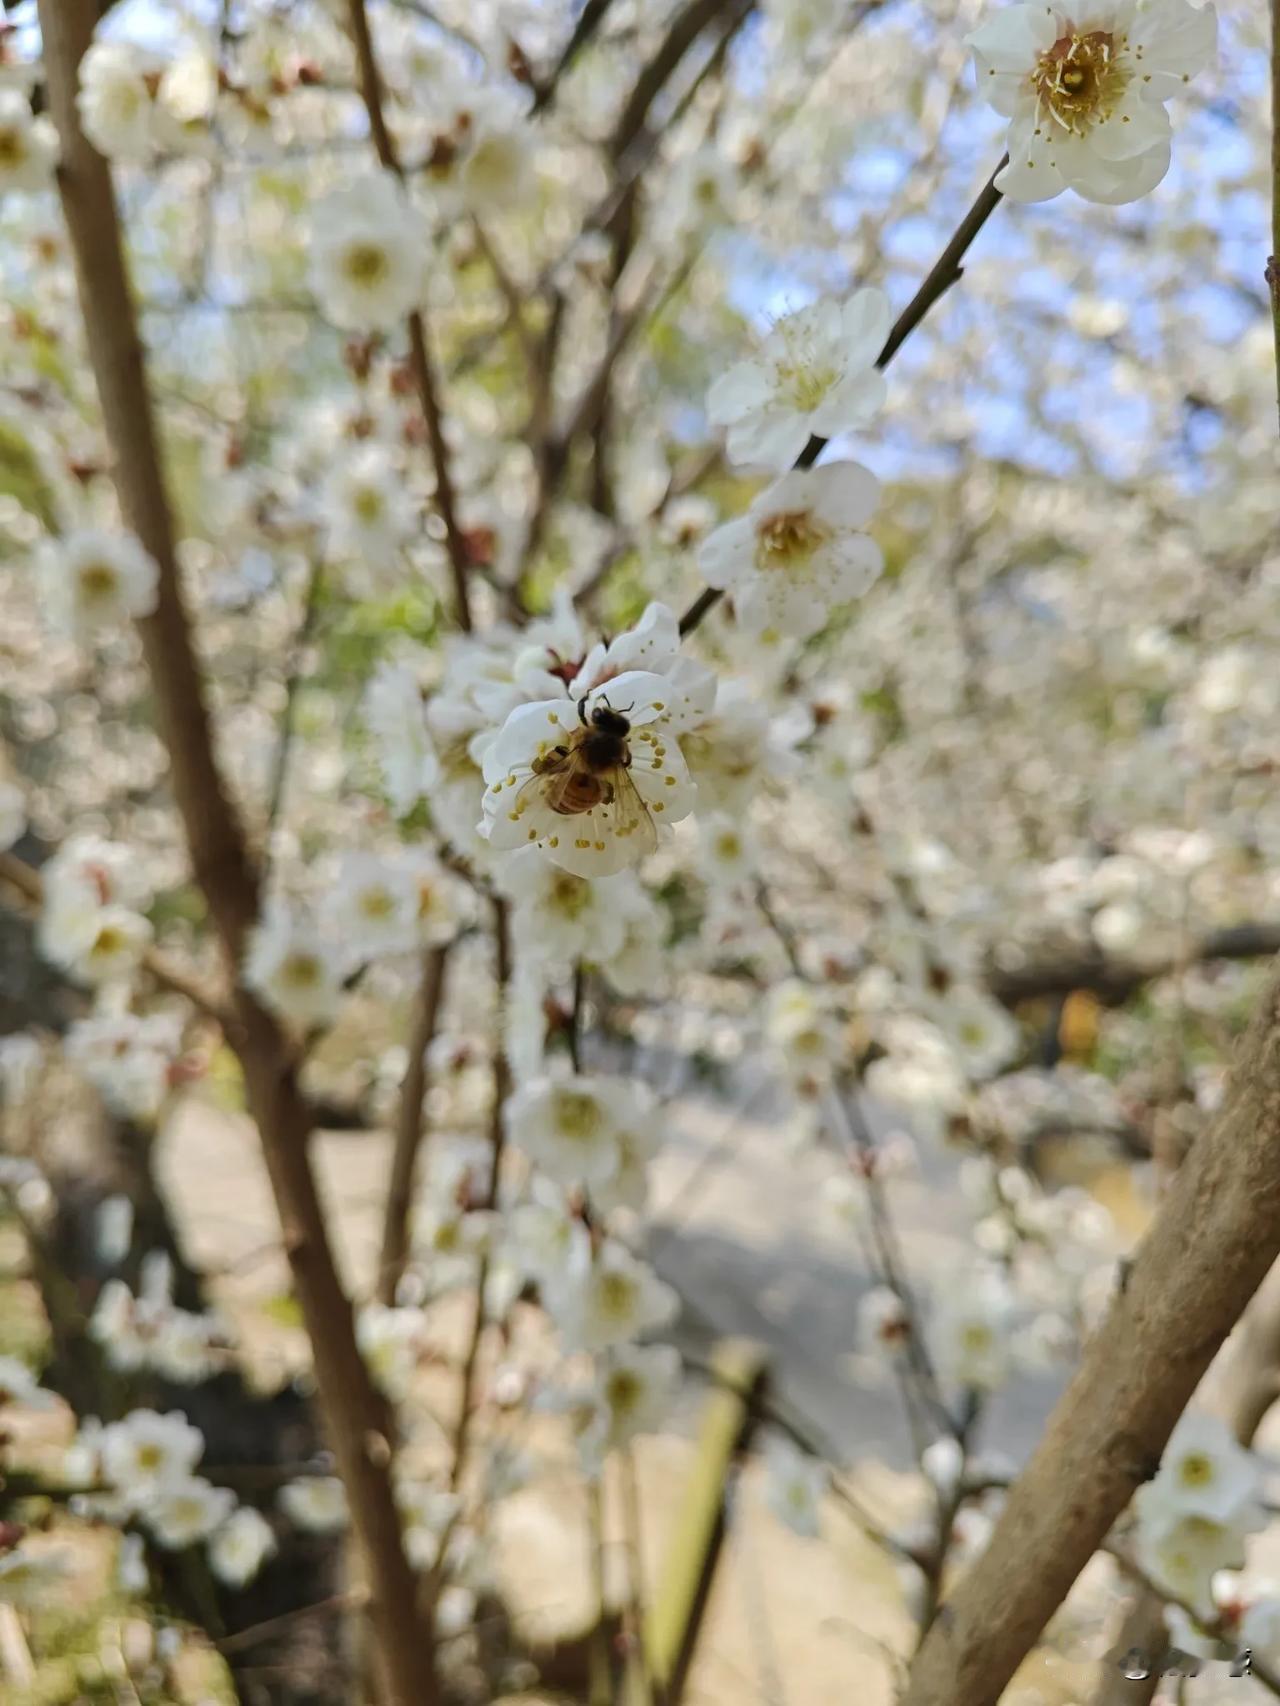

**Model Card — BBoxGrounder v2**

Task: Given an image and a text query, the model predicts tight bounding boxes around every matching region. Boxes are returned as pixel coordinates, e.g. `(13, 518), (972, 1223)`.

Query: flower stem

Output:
(679, 155), (1008, 639)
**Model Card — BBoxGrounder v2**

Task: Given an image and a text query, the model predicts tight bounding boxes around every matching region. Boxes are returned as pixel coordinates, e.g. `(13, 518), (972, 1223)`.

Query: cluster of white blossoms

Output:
(65, 1009), (187, 1127)
(38, 834), (155, 989)
(1134, 1411), (1268, 1614)
(40, 529), (159, 640)
(243, 847), (471, 1027)
(67, 1406), (276, 1586)
(77, 36), (219, 163)
(0, 90), (57, 196)
(969, 0), (1217, 204)
(309, 174), (427, 332)
(88, 1255), (229, 1387)
(697, 292), (889, 636)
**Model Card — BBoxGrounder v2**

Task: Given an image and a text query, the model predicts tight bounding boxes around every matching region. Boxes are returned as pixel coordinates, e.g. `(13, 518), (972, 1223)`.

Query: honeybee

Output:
(520, 694), (658, 852)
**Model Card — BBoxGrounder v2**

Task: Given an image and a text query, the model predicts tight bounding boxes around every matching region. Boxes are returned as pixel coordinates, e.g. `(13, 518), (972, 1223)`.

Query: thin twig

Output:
(1271, 0), (1280, 431)
(678, 156), (1007, 638)
(345, 0), (474, 631)
(263, 557), (325, 876)
(377, 944), (452, 1305)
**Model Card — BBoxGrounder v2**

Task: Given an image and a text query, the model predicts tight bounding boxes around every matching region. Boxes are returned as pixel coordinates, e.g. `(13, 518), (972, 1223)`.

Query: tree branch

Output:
(607, 0), (752, 162)
(989, 921), (1280, 1008)
(377, 943), (451, 1306)
(37, 8), (440, 1701)
(1270, 0), (1279, 431)
(345, 0), (474, 632)
(678, 156), (1007, 639)
(532, 0), (622, 113)
(898, 953), (1280, 1706)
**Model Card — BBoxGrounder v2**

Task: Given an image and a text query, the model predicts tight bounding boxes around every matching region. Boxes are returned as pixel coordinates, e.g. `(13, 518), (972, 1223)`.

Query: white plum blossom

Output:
(0, 91), (57, 193)
(480, 671), (698, 878)
(321, 443), (417, 581)
(331, 852), (418, 959)
(141, 1477), (236, 1550)
(0, 1355), (54, 1410)
(73, 905), (155, 987)
(505, 1074), (625, 1191)
(764, 1435), (827, 1537)
(43, 529), (159, 637)
(208, 1506), (278, 1588)
(100, 1410), (205, 1504)
(77, 39), (164, 163)
(309, 174), (427, 331)
(930, 985), (1023, 1079)
(932, 1267), (1017, 1392)
(363, 660), (439, 817)
(498, 848), (629, 970)
(506, 1181), (592, 1290)
(65, 1012), (184, 1125)
(243, 902), (345, 1028)
(1136, 1509), (1258, 1613)
(1133, 1411), (1267, 1599)
(1146, 1411), (1264, 1524)
(278, 1476), (349, 1534)
(356, 1303), (428, 1401)
(554, 1239), (679, 1352)
(699, 462), (883, 638)
(969, 0), (1217, 205)
(459, 117), (536, 212)
(707, 292), (891, 470)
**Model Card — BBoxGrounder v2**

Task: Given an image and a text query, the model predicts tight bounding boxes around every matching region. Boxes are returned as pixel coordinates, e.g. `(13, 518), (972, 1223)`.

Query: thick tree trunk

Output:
(901, 960), (1280, 1706)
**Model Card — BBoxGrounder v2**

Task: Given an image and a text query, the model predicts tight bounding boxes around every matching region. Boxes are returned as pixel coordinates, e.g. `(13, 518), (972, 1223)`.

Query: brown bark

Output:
(377, 944), (451, 1306)
(37, 7), (438, 1701)
(344, 0), (473, 632)
(900, 959), (1280, 1706)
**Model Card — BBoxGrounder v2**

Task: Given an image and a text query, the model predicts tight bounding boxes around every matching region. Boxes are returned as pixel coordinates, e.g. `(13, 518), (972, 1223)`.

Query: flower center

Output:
(79, 564), (120, 603)
(360, 887), (396, 920)
(353, 486), (385, 525)
(605, 1369), (642, 1414)
(554, 1090), (604, 1143)
(550, 872), (592, 919)
(344, 242), (390, 287)
(1178, 1451), (1214, 1488)
(598, 1271), (635, 1318)
(1034, 30), (1128, 133)
(755, 508), (829, 569)
(281, 953), (322, 989)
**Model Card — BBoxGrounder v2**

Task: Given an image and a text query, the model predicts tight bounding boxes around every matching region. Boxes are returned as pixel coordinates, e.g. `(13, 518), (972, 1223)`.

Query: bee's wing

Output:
(602, 761), (658, 857)
(511, 749), (579, 816)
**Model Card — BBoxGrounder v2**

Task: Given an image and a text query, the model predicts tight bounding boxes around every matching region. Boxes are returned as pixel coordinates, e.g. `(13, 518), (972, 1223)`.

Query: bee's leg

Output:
(602, 782), (615, 805)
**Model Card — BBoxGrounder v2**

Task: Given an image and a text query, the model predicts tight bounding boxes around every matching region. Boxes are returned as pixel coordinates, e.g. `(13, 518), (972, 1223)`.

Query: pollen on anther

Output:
(594, 841), (605, 851)
(665, 775), (676, 786)
(650, 702), (665, 711)
(549, 836), (559, 847)
(508, 811), (520, 822)
(527, 830), (537, 840)
(653, 801), (665, 813)
(575, 838), (590, 849)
